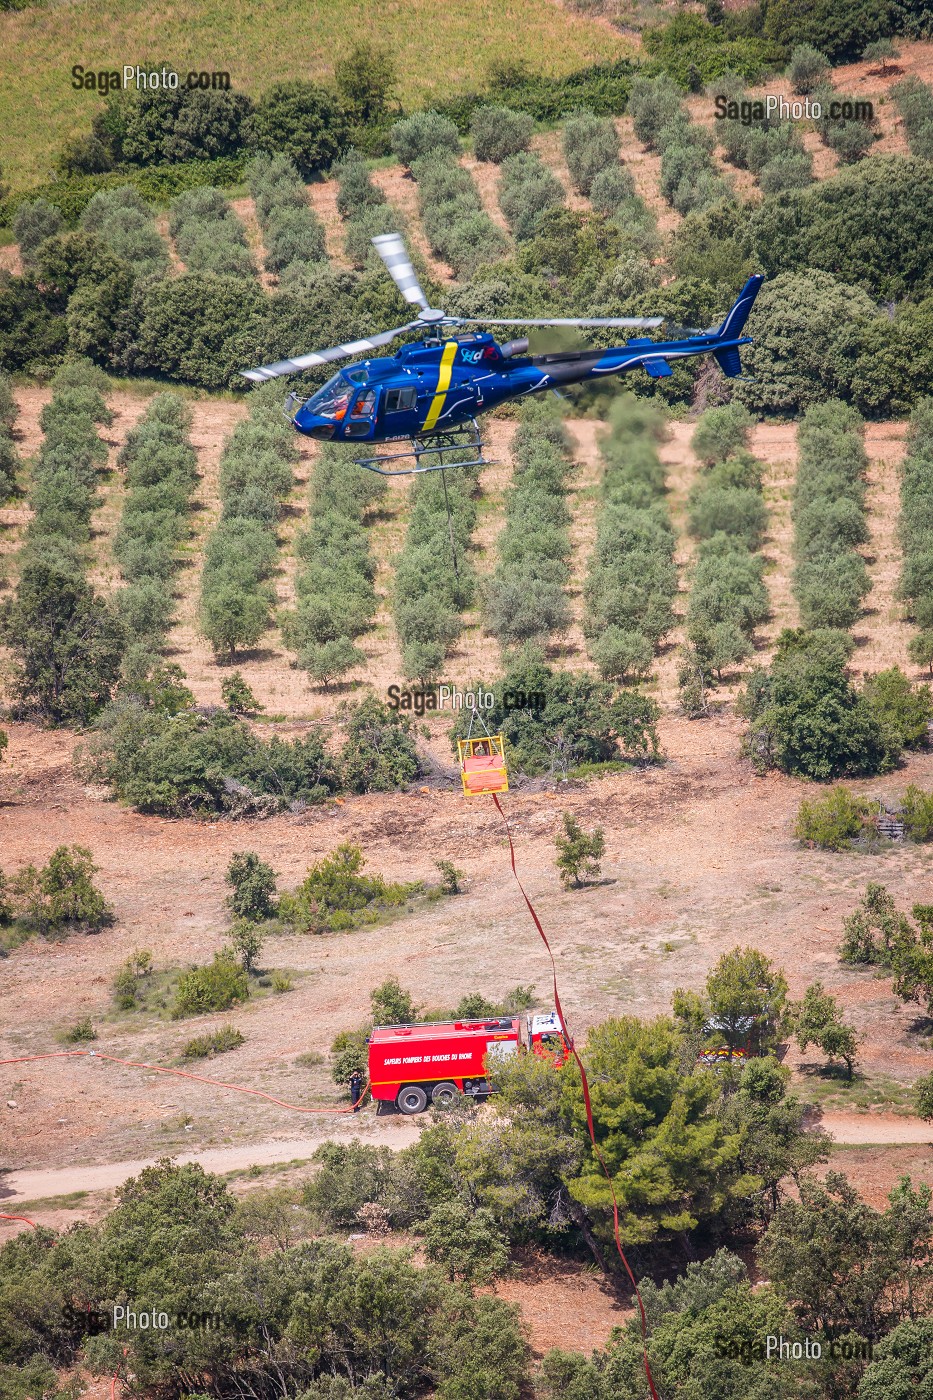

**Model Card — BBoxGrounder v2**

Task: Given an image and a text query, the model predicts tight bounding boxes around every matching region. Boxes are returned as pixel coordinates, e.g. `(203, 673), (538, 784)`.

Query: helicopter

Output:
(241, 232), (763, 475)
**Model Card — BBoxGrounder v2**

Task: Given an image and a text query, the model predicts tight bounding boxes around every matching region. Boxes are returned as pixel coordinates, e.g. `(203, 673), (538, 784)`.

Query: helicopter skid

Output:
(355, 419), (493, 476)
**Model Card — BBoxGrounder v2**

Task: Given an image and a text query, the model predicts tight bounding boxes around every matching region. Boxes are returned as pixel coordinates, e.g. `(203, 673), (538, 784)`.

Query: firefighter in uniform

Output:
(349, 1069), (363, 1112)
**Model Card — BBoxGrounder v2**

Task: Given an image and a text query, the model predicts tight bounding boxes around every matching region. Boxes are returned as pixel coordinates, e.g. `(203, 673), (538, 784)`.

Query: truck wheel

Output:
(431, 1082), (460, 1108)
(396, 1085), (428, 1114)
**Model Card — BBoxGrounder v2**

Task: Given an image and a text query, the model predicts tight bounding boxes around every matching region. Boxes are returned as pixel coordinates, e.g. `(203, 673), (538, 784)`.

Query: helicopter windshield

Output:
(306, 369), (369, 421)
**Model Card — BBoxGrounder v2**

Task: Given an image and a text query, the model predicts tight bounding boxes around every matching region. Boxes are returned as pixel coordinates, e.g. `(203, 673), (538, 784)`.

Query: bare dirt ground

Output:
(304, 179), (352, 267)
(531, 130), (590, 211)
(615, 114), (680, 236)
(852, 423), (913, 679)
(369, 166), (454, 284)
(752, 420), (800, 658)
(655, 420), (701, 707)
(562, 420), (604, 670)
(460, 155), (512, 234)
(229, 196), (275, 292)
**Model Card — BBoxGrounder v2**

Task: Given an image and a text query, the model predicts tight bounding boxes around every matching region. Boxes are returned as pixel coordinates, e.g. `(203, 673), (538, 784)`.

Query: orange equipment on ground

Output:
(457, 733), (509, 797)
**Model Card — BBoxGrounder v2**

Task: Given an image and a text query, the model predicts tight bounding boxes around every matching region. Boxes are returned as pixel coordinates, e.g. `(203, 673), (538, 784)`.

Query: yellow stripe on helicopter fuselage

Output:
(422, 341), (458, 431)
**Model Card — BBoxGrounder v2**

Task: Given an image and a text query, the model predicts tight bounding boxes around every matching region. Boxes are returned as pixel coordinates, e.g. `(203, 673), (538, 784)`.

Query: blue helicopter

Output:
(242, 233), (763, 475)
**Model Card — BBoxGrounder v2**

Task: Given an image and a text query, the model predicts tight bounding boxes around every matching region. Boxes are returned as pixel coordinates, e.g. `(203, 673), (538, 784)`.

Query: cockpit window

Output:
(306, 373), (353, 421)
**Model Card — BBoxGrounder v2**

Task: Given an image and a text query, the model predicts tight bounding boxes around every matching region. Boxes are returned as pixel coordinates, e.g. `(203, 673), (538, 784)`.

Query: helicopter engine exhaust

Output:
(500, 338), (529, 358)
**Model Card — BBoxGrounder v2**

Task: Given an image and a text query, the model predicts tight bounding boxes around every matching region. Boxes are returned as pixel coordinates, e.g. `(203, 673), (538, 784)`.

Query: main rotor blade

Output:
(240, 323), (421, 382)
(371, 233), (430, 313)
(455, 315), (665, 330)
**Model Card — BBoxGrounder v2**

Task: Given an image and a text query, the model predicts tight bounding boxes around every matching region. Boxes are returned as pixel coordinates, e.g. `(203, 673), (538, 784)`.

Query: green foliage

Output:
(303, 1140), (416, 1230)
(554, 812), (605, 889)
(629, 74), (733, 215)
(226, 851), (278, 923)
(338, 695), (420, 793)
(61, 1016), (97, 1043)
(899, 399), (933, 652)
(863, 666), (933, 752)
(246, 80), (347, 178)
(391, 110), (461, 165)
(200, 391), (296, 659)
(470, 105), (534, 163)
(759, 1170), (933, 1340)
(395, 465), (479, 680)
(787, 981), (860, 1078)
(740, 628), (893, 781)
(221, 671), (263, 715)
(12, 197), (63, 263)
(169, 184), (255, 278)
(285, 443), (383, 687)
(129, 269), (265, 391)
(858, 1317), (933, 1399)
(642, 11), (780, 86)
(812, 84), (878, 164)
(421, 1201), (508, 1283)
(449, 656), (661, 777)
(691, 402), (752, 465)
(788, 43), (830, 94)
(916, 1073), (933, 1122)
(901, 783), (933, 841)
(748, 156), (933, 302)
(181, 1025), (245, 1059)
(584, 394), (676, 677)
(838, 881), (915, 968)
(564, 1014), (750, 1245)
(794, 786), (875, 851)
(172, 948), (249, 1018)
(82, 703), (341, 815)
(435, 860), (464, 895)
(762, 0), (895, 62)
(413, 150), (509, 275)
(497, 149), (565, 241)
(246, 153), (326, 280)
(280, 845), (420, 934)
(683, 945), (788, 1054)
(80, 185), (168, 277)
(10, 845), (113, 936)
(893, 75), (933, 160)
(562, 110), (619, 197)
(485, 399), (572, 650)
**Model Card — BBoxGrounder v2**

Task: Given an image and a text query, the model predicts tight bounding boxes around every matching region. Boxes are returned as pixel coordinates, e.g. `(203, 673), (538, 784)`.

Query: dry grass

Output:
(0, 0), (632, 195)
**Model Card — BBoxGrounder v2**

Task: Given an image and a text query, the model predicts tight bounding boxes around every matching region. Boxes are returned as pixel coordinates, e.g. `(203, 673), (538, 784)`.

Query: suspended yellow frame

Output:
(457, 734), (509, 798)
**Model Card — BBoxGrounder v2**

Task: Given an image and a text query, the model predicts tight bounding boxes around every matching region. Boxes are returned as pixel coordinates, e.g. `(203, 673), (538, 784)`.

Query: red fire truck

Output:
(368, 1011), (567, 1113)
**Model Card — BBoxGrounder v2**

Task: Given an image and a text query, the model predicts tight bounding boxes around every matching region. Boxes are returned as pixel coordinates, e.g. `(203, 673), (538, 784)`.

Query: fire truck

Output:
(368, 1011), (567, 1113)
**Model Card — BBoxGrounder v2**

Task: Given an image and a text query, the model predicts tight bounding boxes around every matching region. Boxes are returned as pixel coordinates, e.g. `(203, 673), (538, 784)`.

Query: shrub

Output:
(794, 786), (874, 850)
(181, 1025), (245, 1059)
(421, 1202), (509, 1283)
(285, 444), (383, 688)
(80, 185), (169, 277)
(81, 704), (342, 815)
(555, 813), (606, 888)
(485, 399), (572, 652)
(394, 465), (479, 679)
(412, 151), (509, 275)
(589, 165), (636, 216)
(280, 844), (420, 934)
(812, 85), (877, 164)
(247, 81), (347, 178)
(862, 665), (933, 751)
(339, 696), (420, 793)
(497, 150), (564, 241)
(13, 198), (63, 263)
(200, 391), (297, 659)
(435, 860), (464, 895)
(226, 851), (278, 923)
(169, 185), (255, 278)
(221, 672), (263, 715)
(172, 950), (249, 1017)
(562, 109), (620, 196)
(391, 110), (460, 165)
(246, 154), (327, 279)
(902, 784), (933, 841)
(787, 44), (829, 94)
(11, 845), (113, 935)
(740, 634), (892, 780)
(691, 402), (752, 465)
(471, 105), (534, 163)
(628, 74), (684, 150)
(62, 1017), (97, 1043)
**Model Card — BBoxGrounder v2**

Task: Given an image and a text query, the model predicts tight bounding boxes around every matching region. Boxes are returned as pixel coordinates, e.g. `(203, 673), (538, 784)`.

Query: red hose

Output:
(492, 793), (661, 1400)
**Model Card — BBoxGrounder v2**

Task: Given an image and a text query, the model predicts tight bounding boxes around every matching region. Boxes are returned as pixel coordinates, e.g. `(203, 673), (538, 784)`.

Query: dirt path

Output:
(818, 1111), (932, 1145)
(4, 1107), (926, 1209)
(752, 420), (799, 658)
(852, 421), (911, 679)
(562, 419), (603, 671)
(0, 1115), (422, 1203)
(615, 115), (679, 236)
(656, 420), (700, 707)
(531, 130), (588, 210)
